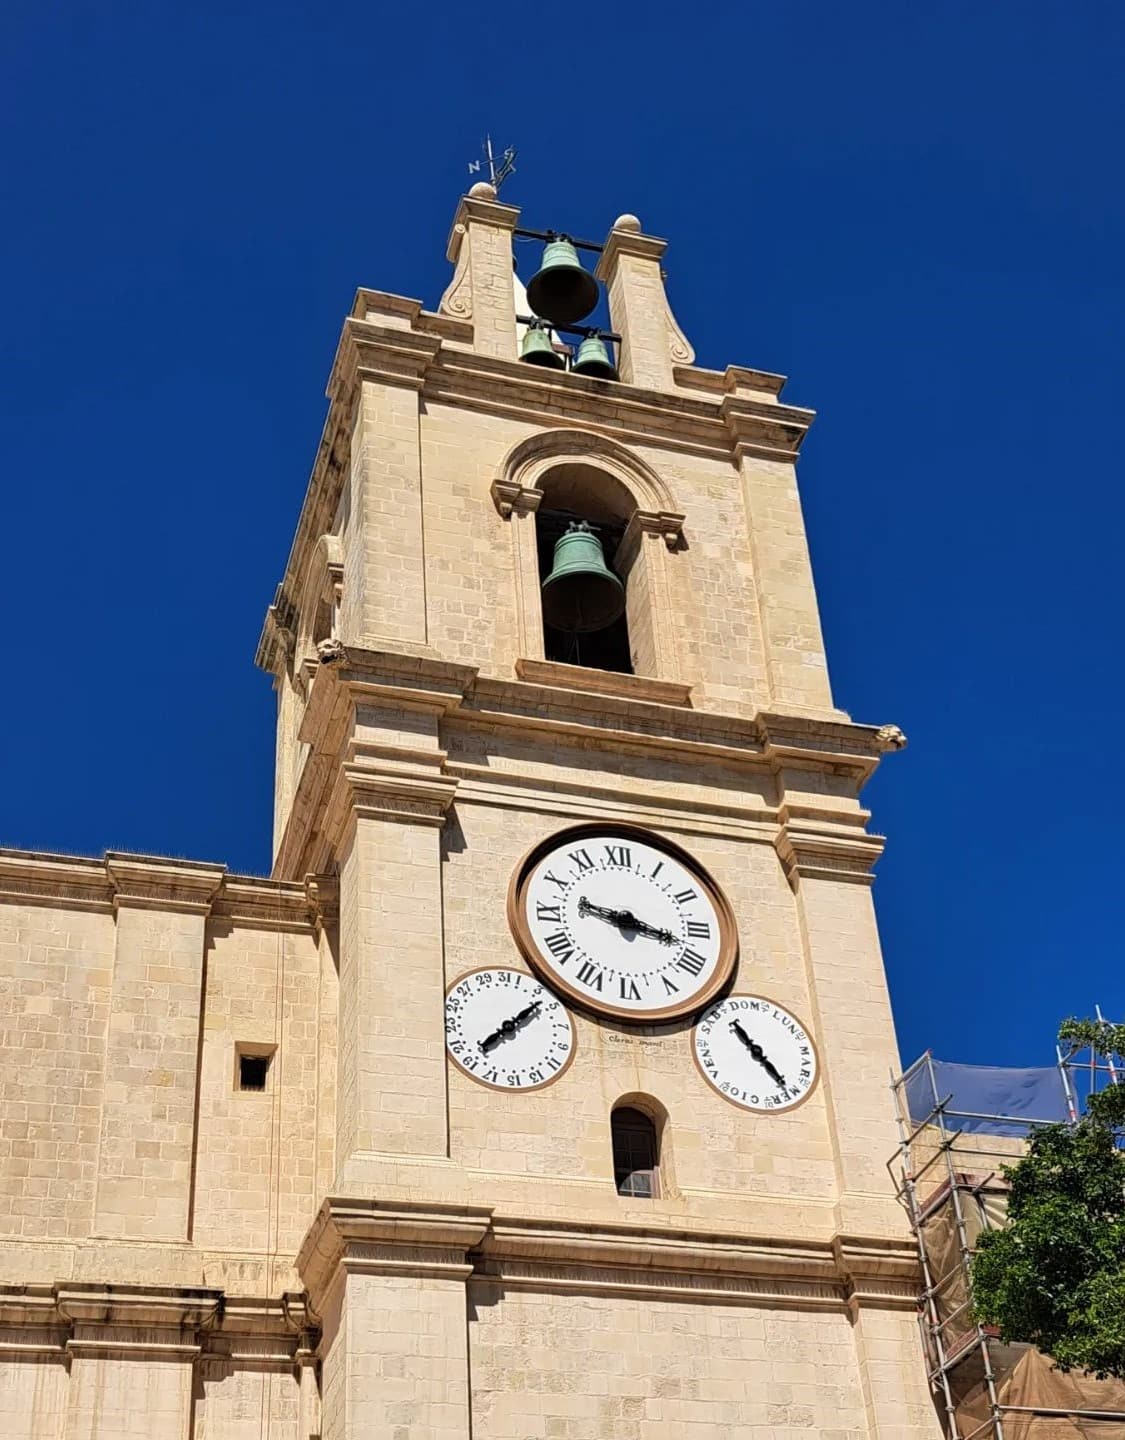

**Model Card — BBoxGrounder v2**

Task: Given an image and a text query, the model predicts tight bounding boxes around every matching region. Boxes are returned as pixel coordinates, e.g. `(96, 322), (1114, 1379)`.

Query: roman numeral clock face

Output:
(508, 826), (737, 1022)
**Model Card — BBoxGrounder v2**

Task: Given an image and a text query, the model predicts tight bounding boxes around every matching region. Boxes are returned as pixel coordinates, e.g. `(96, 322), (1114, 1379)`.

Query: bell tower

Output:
(255, 182), (932, 1440)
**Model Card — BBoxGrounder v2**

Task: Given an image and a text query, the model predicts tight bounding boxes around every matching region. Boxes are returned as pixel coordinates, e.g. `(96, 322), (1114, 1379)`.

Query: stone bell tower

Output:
(253, 181), (932, 1440)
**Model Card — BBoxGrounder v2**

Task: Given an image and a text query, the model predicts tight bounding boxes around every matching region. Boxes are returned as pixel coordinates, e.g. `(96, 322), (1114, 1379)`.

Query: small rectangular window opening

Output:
(238, 1050), (272, 1092)
(612, 1107), (660, 1199)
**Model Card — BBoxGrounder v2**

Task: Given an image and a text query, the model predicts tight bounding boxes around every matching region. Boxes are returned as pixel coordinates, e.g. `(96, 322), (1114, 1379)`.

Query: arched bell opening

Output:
(534, 464), (635, 675)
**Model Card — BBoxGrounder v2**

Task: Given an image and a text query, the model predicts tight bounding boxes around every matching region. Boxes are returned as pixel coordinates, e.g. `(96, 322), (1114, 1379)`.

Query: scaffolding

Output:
(889, 1034), (1125, 1440)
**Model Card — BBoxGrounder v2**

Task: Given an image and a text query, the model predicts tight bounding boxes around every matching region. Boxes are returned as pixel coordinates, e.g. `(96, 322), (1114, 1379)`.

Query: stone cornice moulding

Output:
(106, 853), (225, 915)
(304, 872), (340, 931)
(294, 1204), (921, 1316)
(513, 659), (692, 708)
(621, 508), (687, 552)
(298, 1199), (494, 1306)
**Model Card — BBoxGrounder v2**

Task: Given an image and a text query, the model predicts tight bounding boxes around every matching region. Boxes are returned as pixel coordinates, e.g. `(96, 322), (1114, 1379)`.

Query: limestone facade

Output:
(0, 185), (938, 1438)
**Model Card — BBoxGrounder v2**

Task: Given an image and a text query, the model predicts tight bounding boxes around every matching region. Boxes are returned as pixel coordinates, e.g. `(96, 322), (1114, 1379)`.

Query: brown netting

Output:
(950, 1343), (1125, 1440)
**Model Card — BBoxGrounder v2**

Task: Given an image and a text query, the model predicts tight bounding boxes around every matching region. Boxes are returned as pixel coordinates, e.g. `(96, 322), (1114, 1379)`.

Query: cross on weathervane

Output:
(467, 136), (517, 193)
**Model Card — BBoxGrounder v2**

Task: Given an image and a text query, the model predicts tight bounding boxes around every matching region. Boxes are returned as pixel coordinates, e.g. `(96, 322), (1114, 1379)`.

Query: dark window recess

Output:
(536, 508), (633, 675)
(612, 1106), (660, 1198)
(239, 1053), (271, 1092)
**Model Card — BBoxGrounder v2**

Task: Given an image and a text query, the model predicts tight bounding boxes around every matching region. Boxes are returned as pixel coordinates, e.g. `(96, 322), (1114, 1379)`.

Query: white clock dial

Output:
(444, 967), (576, 1091)
(693, 995), (818, 1112)
(510, 826), (736, 1022)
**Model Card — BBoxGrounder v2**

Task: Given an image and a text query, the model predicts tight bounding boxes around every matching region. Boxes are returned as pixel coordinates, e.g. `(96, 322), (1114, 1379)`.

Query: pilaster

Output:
(440, 186), (520, 360)
(93, 856), (224, 1243)
(299, 1199), (492, 1440)
(596, 215), (695, 391)
(774, 801), (905, 1236)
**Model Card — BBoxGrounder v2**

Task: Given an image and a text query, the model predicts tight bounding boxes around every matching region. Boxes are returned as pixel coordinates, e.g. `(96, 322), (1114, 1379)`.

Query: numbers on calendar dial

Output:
(444, 967), (575, 1091)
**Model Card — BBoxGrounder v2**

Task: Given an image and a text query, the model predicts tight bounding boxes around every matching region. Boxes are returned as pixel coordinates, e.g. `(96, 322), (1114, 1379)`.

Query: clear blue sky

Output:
(2, 3), (1122, 1070)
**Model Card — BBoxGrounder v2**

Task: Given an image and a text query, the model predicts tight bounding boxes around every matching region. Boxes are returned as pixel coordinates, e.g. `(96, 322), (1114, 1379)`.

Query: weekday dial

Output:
(509, 825), (737, 1022)
(693, 995), (818, 1112)
(444, 967), (575, 1091)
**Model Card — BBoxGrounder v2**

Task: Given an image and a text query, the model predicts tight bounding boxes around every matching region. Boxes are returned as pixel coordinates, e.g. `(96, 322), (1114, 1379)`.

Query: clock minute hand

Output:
(479, 1001), (542, 1052)
(730, 1020), (787, 1088)
(577, 898), (677, 946)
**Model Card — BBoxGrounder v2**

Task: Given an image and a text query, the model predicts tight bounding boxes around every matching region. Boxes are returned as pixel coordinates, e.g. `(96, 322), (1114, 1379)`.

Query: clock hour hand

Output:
(730, 1020), (787, 1088)
(479, 1001), (541, 1053)
(577, 898), (677, 945)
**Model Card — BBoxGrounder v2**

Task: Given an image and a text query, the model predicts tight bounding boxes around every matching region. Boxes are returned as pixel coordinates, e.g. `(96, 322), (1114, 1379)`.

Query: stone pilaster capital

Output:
(774, 815), (885, 889)
(105, 854), (226, 915)
(57, 1283), (221, 1361)
(621, 507), (686, 551)
(832, 1235), (922, 1311)
(594, 223), (668, 277)
(446, 192), (520, 261)
(304, 872), (340, 930)
(490, 477), (543, 519)
(298, 1199), (494, 1310)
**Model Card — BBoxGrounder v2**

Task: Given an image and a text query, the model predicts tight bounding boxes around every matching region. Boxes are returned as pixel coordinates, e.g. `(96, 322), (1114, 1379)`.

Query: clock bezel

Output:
(443, 965), (578, 1093)
(691, 992), (820, 1113)
(507, 821), (739, 1024)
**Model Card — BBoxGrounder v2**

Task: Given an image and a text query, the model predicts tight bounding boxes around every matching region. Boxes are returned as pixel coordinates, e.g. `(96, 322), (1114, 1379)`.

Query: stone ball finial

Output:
(468, 181), (497, 201)
(613, 213), (642, 233)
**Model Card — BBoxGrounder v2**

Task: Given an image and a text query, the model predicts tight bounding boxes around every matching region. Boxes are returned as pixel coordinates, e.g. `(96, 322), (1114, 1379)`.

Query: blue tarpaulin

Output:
(904, 1058), (1071, 1135)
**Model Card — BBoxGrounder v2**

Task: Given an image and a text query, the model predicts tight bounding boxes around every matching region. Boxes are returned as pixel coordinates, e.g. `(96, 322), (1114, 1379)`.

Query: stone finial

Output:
(468, 181), (497, 200)
(613, 213), (642, 233)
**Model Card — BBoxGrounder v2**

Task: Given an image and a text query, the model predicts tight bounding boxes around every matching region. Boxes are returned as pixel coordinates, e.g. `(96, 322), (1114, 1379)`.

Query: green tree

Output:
(970, 1018), (1125, 1379)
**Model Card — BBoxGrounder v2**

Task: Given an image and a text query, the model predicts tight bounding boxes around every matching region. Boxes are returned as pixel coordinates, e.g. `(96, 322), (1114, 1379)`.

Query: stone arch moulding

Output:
(490, 430), (686, 681)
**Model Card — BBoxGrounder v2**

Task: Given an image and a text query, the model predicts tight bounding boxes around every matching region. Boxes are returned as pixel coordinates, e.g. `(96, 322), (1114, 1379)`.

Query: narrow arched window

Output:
(611, 1105), (660, 1199)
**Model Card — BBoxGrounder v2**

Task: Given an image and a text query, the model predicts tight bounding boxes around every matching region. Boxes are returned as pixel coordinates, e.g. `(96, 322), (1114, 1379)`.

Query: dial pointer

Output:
(730, 1020), (787, 1088)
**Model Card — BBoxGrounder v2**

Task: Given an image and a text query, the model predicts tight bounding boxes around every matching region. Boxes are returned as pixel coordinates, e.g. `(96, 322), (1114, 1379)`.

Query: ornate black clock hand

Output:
(730, 1020), (787, 1088)
(479, 1001), (542, 1052)
(577, 898), (677, 945)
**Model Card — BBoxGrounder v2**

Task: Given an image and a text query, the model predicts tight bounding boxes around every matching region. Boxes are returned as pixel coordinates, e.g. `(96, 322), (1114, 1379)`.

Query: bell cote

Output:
(257, 185), (849, 865)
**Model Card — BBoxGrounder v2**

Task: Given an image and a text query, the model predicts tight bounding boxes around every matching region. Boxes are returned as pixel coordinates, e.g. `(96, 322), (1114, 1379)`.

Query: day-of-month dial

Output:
(444, 967), (576, 1091)
(509, 825), (737, 1022)
(693, 994), (818, 1112)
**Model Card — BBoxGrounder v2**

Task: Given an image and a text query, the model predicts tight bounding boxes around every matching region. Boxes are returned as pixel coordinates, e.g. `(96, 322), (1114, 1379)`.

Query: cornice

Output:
(0, 1285), (318, 1367)
(295, 1205), (920, 1315)
(774, 811), (887, 888)
(513, 658), (692, 707)
(105, 854), (226, 915)
(298, 1199), (494, 1305)
(208, 876), (314, 933)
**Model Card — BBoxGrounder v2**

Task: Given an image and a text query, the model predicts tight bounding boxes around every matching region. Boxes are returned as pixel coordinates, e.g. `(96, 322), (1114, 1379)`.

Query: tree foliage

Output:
(970, 1019), (1125, 1379)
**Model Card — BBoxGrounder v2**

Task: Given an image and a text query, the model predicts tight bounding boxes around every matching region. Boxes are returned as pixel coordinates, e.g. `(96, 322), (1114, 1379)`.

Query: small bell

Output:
(519, 321), (566, 370)
(571, 331), (618, 381)
(541, 521), (626, 634)
(526, 236), (599, 326)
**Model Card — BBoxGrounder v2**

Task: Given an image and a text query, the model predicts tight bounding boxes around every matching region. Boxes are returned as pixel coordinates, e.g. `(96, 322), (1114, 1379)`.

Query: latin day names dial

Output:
(444, 967), (576, 1091)
(693, 995), (818, 1112)
(509, 825), (737, 1022)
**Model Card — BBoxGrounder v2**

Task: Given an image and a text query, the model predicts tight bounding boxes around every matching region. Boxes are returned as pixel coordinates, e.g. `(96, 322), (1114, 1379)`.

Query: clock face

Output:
(693, 995), (818, 1112)
(509, 825), (737, 1022)
(444, 967), (576, 1091)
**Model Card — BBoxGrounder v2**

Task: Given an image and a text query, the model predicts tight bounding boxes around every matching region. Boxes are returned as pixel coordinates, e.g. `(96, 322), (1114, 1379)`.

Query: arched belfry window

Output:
(611, 1104), (661, 1199)
(535, 464), (634, 673)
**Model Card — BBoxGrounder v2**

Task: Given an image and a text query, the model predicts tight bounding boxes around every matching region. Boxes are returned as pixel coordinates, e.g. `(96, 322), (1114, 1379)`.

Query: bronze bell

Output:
(540, 521), (626, 633)
(519, 320), (566, 369)
(571, 331), (618, 380)
(526, 236), (599, 327)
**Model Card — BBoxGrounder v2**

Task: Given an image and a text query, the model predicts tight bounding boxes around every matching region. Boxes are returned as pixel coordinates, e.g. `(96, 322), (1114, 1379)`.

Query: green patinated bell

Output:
(540, 521), (626, 633)
(571, 332), (618, 380)
(519, 322), (566, 369)
(526, 237), (599, 326)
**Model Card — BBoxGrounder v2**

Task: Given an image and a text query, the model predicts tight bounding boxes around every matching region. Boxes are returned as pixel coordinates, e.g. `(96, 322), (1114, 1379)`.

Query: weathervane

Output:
(468, 136), (516, 193)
